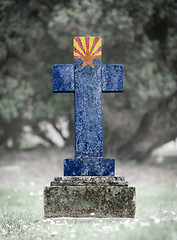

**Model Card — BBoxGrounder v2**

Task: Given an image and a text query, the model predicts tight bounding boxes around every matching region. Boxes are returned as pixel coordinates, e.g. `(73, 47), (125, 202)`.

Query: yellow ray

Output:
(80, 37), (87, 54)
(74, 52), (83, 57)
(93, 51), (101, 57)
(74, 39), (85, 56)
(89, 37), (95, 53)
(91, 38), (101, 55)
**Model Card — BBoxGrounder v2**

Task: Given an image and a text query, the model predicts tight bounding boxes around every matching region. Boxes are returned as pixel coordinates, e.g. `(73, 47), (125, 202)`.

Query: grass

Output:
(0, 179), (177, 240)
(0, 147), (177, 239)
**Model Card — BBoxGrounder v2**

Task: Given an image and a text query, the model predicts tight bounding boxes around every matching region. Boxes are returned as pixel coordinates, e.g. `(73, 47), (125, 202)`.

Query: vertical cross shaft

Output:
(74, 58), (103, 159)
(53, 37), (123, 176)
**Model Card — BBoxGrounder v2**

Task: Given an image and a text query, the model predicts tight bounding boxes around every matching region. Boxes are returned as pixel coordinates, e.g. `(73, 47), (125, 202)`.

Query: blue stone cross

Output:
(53, 37), (123, 176)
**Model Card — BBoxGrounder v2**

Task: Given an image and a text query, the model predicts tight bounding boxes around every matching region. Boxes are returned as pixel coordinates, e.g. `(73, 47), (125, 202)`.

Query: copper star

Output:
(80, 51), (96, 69)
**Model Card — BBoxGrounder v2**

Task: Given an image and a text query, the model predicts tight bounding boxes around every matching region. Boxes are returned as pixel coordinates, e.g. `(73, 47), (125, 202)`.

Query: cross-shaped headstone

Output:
(53, 37), (123, 176)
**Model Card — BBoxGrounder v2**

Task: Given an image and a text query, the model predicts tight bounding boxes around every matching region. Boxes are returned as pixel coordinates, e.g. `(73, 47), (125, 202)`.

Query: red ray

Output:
(92, 46), (101, 56)
(94, 56), (102, 59)
(73, 56), (81, 59)
(75, 37), (86, 54)
(85, 37), (90, 53)
(90, 37), (100, 54)
(74, 46), (84, 56)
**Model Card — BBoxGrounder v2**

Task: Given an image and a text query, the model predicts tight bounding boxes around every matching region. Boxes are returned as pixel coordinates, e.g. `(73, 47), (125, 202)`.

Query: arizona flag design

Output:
(74, 37), (101, 69)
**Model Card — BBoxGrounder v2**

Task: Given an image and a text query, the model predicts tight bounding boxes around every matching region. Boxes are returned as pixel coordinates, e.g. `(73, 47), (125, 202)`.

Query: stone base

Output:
(44, 176), (136, 218)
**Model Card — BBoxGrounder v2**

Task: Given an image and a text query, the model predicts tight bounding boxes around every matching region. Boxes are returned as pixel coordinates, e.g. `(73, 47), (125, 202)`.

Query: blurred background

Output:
(0, 0), (177, 165)
(1, 2), (177, 237)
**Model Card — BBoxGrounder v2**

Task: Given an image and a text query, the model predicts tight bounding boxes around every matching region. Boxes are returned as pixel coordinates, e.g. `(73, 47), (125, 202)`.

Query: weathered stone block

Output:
(44, 176), (136, 218)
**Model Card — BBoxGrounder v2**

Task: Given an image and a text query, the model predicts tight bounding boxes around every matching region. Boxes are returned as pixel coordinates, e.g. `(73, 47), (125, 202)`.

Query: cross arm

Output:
(102, 64), (123, 92)
(53, 64), (75, 92)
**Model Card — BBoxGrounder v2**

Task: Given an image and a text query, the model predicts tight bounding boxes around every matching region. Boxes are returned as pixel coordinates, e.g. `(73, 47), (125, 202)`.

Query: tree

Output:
(0, 0), (176, 161)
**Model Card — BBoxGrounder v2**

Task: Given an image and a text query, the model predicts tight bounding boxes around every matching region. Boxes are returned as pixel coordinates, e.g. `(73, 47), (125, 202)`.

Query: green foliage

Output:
(0, 77), (34, 121)
(0, 0), (176, 148)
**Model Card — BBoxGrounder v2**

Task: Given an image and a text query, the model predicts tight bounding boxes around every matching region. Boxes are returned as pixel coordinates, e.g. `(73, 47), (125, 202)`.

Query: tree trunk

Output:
(103, 90), (177, 161)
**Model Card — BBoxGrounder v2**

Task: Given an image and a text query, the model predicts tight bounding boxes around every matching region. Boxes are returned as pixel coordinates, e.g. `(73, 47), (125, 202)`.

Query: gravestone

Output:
(44, 37), (136, 218)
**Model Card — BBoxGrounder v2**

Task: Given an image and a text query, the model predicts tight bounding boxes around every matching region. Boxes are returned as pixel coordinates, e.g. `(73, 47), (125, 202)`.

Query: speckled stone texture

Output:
(53, 64), (74, 92)
(64, 158), (115, 176)
(52, 38), (123, 176)
(44, 176), (136, 218)
(102, 64), (123, 92)
(74, 58), (103, 159)
(48, 37), (136, 218)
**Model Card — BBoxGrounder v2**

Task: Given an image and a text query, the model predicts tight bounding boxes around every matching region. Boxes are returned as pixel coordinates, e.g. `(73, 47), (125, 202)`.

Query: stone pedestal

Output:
(44, 176), (136, 218)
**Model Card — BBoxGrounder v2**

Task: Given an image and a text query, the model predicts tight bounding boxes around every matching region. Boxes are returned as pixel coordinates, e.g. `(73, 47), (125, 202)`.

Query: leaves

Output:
(0, 0), (176, 150)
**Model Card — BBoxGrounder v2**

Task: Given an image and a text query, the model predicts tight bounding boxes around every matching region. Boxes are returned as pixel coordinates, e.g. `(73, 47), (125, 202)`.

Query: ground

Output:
(0, 147), (177, 240)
